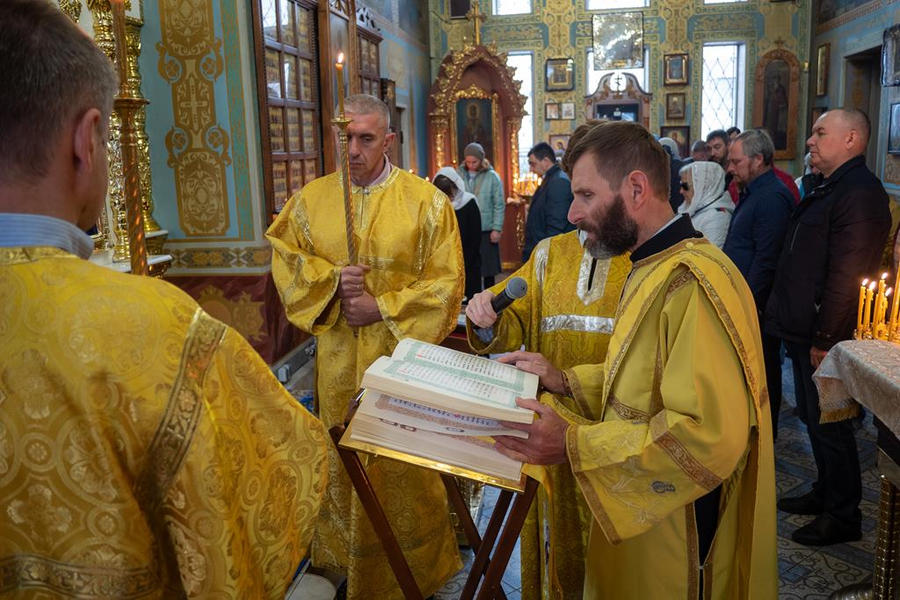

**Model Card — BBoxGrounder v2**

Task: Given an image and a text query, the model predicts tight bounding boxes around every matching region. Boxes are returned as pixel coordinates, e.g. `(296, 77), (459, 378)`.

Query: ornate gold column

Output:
(87, 0), (163, 261)
(88, 1), (130, 261)
(126, 20), (162, 235)
(430, 113), (449, 171)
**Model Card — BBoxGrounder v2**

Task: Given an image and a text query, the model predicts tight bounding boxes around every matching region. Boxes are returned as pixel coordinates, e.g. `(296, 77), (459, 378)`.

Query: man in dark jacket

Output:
(723, 129), (794, 437)
(766, 108), (891, 546)
(522, 142), (575, 261)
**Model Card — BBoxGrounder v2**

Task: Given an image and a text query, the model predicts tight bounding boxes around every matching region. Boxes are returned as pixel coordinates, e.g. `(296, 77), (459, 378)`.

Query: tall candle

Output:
(863, 281), (876, 333)
(875, 273), (888, 333)
(110, 0), (128, 93)
(882, 288), (893, 336)
(335, 52), (345, 116)
(891, 270), (900, 341)
(857, 278), (869, 336)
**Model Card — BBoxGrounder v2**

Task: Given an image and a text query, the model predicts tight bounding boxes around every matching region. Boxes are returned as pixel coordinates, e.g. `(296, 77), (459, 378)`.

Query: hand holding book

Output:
(494, 397), (570, 465)
(497, 350), (566, 395)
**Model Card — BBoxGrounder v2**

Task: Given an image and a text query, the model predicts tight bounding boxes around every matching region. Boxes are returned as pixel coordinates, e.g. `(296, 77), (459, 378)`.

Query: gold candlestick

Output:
(333, 53), (355, 266)
(111, 0), (149, 276)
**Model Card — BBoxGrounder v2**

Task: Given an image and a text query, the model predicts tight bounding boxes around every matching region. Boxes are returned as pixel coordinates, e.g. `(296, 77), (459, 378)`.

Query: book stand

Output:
(329, 424), (538, 600)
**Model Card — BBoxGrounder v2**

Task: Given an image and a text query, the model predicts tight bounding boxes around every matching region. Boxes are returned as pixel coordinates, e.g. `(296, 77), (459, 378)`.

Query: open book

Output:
(348, 338), (538, 483)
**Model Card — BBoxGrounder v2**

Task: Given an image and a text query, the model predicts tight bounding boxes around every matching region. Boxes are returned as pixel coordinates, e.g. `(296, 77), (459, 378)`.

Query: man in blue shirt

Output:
(723, 128), (794, 437)
(522, 142), (575, 261)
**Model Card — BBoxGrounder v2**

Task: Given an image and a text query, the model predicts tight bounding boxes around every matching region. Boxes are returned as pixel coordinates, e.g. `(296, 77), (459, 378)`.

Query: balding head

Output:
(831, 108), (870, 148)
(807, 108), (871, 177)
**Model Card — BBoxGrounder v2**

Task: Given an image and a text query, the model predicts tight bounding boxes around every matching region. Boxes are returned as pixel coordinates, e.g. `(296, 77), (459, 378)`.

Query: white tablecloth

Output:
(813, 340), (900, 432)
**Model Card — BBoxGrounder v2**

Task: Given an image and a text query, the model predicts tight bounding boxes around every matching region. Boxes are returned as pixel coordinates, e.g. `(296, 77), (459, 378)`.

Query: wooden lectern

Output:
(330, 419), (537, 600)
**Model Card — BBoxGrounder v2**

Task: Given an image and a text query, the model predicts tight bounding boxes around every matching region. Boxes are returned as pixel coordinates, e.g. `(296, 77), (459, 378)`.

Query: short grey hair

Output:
(831, 108), (871, 146)
(344, 93), (391, 129)
(735, 128), (774, 166)
(0, 0), (118, 185)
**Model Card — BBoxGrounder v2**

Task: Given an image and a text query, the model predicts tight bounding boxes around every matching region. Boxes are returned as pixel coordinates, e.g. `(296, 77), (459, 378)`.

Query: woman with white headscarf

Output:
(677, 161), (733, 248)
(433, 166), (482, 301)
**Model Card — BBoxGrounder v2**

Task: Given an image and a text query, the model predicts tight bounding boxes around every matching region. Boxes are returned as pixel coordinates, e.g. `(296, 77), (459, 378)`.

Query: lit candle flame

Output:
(863, 278), (869, 286)
(870, 282), (877, 290)
(337, 52), (344, 65)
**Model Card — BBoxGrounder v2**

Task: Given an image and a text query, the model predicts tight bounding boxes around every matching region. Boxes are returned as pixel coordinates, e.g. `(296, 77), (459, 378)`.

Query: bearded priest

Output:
(493, 120), (777, 600)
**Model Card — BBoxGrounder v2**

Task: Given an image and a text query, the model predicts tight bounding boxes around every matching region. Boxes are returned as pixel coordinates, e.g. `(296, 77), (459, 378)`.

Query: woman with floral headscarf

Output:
(677, 161), (734, 248)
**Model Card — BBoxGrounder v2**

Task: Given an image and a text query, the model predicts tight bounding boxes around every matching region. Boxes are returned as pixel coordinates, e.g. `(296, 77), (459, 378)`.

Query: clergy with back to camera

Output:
(491, 121), (777, 599)
(466, 121), (631, 600)
(0, 2), (329, 597)
(266, 94), (465, 599)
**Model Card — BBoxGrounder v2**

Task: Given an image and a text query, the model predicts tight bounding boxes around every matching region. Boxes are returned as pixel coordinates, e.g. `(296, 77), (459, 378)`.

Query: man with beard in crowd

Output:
(490, 120), (777, 599)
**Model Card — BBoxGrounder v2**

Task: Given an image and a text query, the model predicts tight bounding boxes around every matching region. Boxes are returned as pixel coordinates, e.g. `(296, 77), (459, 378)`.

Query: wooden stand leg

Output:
(441, 475), (508, 600)
(476, 478), (539, 600)
(329, 426), (424, 600)
(460, 490), (513, 599)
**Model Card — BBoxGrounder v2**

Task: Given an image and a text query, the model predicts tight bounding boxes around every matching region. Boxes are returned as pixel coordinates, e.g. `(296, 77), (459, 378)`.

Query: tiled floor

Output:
(438, 359), (882, 598)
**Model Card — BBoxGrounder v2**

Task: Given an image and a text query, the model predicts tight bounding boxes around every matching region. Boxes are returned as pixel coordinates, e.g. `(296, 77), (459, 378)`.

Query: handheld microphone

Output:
(490, 276), (528, 314)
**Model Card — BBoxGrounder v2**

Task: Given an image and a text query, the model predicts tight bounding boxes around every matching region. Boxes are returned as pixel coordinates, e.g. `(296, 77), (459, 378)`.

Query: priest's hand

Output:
(466, 290), (498, 328)
(338, 265), (371, 299)
(342, 292), (383, 327)
(494, 398), (569, 465)
(498, 351), (566, 395)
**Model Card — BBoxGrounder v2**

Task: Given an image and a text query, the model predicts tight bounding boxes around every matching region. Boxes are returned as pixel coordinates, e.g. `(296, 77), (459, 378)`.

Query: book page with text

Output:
(391, 338), (535, 394)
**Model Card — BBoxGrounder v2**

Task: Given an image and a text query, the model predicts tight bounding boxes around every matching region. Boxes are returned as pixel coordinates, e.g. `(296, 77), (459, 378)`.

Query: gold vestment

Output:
(0, 247), (329, 598)
(565, 239), (777, 599)
(466, 231), (630, 600)
(267, 168), (465, 599)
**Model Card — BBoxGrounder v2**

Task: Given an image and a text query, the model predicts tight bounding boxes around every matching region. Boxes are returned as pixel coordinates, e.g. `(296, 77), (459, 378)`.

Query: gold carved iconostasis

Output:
(428, 0), (811, 176)
(428, 42), (528, 265)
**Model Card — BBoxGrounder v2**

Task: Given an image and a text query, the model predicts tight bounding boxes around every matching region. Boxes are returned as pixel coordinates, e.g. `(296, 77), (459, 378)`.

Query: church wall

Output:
(813, 1), (900, 198)
(812, 0), (900, 257)
(428, 0), (811, 173)
(140, 0), (270, 274)
(358, 0), (433, 173)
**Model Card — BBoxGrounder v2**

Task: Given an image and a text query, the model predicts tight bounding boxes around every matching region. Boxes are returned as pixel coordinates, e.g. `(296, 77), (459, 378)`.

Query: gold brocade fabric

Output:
(266, 169), (465, 599)
(465, 232), (631, 600)
(0, 247), (329, 599)
(565, 240), (777, 600)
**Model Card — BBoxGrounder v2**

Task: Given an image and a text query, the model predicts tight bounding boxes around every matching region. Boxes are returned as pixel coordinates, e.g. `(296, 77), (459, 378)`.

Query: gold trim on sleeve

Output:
(607, 393), (650, 423)
(135, 309), (227, 511)
(650, 413), (722, 492)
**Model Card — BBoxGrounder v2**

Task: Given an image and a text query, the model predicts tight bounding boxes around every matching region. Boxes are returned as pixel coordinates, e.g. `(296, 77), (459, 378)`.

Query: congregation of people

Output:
(1, 1), (896, 599)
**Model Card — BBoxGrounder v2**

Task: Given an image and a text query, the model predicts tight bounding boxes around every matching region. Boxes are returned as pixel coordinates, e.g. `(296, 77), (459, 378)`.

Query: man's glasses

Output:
(680, 181), (690, 191)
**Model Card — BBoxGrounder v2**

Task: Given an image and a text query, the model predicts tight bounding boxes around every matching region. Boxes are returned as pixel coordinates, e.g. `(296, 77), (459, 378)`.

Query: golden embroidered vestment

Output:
(466, 231), (630, 600)
(565, 239), (778, 600)
(0, 247), (329, 599)
(266, 168), (465, 599)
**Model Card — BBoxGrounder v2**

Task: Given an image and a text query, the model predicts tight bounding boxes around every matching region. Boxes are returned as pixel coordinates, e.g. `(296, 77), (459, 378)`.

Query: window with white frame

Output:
(586, 48), (649, 95)
(494, 0), (532, 15)
(506, 51), (534, 174)
(701, 42), (746, 138)
(586, 0), (648, 9)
